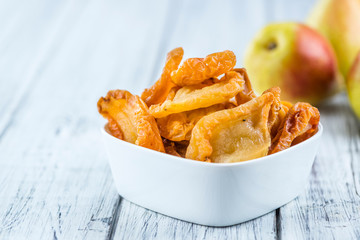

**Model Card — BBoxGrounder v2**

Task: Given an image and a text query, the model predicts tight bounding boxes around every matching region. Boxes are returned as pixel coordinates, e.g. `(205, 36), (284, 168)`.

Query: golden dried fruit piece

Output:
(270, 101), (292, 138)
(98, 90), (165, 152)
(186, 92), (278, 163)
(171, 50), (236, 86)
(149, 71), (244, 118)
(106, 118), (124, 140)
(233, 68), (257, 105)
(141, 47), (184, 106)
(269, 102), (320, 154)
(281, 100), (293, 109)
(262, 87), (282, 132)
(157, 103), (227, 142)
(256, 87), (292, 139)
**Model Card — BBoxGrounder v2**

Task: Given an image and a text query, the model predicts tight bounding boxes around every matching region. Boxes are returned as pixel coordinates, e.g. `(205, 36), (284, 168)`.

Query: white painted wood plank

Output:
(0, 0), (88, 136)
(115, 200), (276, 240)
(0, 0), (169, 239)
(278, 94), (360, 239)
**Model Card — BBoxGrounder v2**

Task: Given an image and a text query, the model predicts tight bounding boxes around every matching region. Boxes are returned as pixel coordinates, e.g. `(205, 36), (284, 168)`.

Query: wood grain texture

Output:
(0, 0), (168, 239)
(0, 0), (77, 137)
(278, 94), (360, 240)
(1, 0), (360, 239)
(115, 200), (276, 240)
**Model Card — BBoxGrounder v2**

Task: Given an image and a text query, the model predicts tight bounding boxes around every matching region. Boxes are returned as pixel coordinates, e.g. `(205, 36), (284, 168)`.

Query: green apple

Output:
(347, 51), (360, 119)
(244, 22), (341, 105)
(307, 0), (360, 77)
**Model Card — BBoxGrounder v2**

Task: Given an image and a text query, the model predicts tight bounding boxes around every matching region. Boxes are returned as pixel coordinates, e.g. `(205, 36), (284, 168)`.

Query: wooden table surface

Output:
(1, 0), (360, 239)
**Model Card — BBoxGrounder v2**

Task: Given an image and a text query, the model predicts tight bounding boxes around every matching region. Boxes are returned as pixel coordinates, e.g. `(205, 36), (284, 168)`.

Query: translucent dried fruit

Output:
(262, 87), (282, 130)
(98, 90), (165, 152)
(149, 71), (244, 118)
(157, 103), (227, 141)
(106, 118), (124, 140)
(270, 101), (292, 138)
(97, 47), (321, 163)
(233, 68), (257, 105)
(141, 47), (184, 106)
(281, 101), (293, 109)
(269, 102), (320, 154)
(171, 50), (236, 86)
(186, 92), (278, 163)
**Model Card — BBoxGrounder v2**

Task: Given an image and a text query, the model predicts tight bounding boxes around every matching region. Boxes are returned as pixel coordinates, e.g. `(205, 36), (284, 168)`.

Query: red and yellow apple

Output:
(307, 0), (360, 77)
(244, 22), (341, 105)
(347, 51), (360, 119)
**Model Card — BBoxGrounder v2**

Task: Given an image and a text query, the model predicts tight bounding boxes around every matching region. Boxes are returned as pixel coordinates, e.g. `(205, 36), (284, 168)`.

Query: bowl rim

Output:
(101, 122), (323, 168)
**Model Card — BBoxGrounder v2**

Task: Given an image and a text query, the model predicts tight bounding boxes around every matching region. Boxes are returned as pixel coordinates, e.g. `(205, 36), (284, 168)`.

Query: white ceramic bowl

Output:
(101, 123), (323, 226)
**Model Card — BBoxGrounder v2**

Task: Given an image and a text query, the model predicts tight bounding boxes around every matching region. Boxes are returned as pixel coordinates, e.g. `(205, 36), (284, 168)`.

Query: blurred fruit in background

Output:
(307, 0), (360, 78)
(347, 51), (360, 119)
(244, 22), (341, 105)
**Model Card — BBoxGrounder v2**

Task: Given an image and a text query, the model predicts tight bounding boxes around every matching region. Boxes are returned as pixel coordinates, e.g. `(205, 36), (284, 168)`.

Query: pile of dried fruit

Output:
(98, 48), (320, 163)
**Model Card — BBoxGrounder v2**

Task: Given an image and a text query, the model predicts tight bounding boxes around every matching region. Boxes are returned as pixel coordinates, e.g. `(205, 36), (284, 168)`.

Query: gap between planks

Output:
(276, 208), (281, 240)
(107, 197), (123, 240)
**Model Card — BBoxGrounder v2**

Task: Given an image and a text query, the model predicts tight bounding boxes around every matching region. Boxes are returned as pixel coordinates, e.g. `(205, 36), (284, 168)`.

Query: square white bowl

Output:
(101, 123), (322, 226)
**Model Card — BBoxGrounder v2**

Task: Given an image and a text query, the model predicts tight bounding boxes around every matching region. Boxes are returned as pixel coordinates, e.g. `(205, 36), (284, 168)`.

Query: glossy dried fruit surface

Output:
(98, 48), (321, 162)
(149, 71), (244, 118)
(157, 103), (227, 142)
(270, 101), (292, 138)
(262, 87), (282, 132)
(106, 118), (124, 140)
(186, 92), (277, 163)
(171, 50), (236, 86)
(233, 68), (257, 105)
(98, 90), (165, 152)
(141, 47), (184, 106)
(269, 102), (320, 154)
